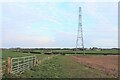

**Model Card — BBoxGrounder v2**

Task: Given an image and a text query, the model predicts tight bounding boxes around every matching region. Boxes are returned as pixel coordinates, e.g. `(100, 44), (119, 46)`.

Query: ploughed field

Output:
(72, 55), (118, 77)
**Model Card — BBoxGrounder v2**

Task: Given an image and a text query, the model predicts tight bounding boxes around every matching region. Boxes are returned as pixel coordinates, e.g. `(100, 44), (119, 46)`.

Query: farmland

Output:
(2, 49), (50, 61)
(32, 49), (119, 55)
(73, 55), (118, 77)
(1, 49), (119, 79)
(19, 55), (112, 78)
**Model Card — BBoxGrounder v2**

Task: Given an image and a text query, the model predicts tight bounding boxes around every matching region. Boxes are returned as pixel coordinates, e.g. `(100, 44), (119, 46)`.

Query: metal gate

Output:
(10, 56), (36, 74)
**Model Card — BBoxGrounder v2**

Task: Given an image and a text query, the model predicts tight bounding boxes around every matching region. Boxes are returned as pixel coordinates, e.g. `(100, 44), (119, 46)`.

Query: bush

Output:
(30, 52), (41, 54)
(44, 52), (52, 55)
(52, 52), (60, 54)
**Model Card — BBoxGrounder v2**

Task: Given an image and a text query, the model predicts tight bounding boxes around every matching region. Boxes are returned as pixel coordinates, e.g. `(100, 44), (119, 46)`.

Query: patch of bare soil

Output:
(72, 55), (118, 77)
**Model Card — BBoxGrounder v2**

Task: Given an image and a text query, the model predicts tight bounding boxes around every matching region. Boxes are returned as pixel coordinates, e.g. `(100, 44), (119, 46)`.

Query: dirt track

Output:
(72, 55), (118, 77)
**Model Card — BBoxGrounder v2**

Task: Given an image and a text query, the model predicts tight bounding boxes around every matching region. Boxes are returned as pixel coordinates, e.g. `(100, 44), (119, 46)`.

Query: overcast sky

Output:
(1, 2), (118, 48)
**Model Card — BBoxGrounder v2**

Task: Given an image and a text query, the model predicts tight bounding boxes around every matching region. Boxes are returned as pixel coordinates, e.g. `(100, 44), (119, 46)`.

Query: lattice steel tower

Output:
(76, 7), (84, 51)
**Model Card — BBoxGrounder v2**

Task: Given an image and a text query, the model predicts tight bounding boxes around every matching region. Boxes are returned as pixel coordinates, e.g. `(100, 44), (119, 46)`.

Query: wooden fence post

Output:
(36, 59), (38, 65)
(7, 57), (11, 74)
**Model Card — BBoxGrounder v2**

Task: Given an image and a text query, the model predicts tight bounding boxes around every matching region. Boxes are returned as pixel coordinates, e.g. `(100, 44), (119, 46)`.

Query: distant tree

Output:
(91, 47), (98, 50)
(112, 48), (118, 50)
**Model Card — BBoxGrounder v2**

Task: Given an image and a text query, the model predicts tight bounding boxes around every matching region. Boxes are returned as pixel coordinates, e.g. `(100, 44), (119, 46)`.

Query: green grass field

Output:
(2, 50), (34, 60)
(2, 50), (53, 62)
(1, 49), (118, 78)
(18, 55), (111, 78)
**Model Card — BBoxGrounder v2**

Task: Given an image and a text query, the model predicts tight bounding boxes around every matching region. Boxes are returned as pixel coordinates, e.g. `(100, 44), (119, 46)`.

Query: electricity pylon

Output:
(75, 7), (84, 54)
